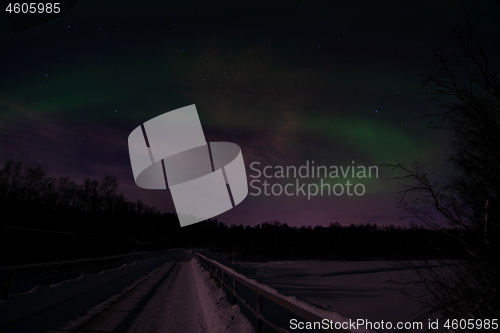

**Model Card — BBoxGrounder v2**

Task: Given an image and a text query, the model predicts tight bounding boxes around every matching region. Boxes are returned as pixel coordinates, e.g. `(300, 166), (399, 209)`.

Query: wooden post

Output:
(45, 267), (53, 287)
(221, 271), (224, 290)
(232, 278), (238, 305)
(255, 292), (263, 332)
(2, 271), (14, 299)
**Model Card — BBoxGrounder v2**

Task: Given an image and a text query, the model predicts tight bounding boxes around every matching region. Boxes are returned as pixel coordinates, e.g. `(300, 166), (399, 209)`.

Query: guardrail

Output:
(0, 250), (169, 298)
(194, 252), (349, 333)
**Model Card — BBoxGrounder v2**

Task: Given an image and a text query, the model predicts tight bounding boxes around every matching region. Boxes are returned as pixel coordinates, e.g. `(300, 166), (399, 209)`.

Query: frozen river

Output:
(232, 260), (445, 332)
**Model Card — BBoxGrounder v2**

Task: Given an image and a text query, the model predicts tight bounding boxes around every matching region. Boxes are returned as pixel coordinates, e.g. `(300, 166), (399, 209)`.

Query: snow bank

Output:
(190, 256), (254, 333)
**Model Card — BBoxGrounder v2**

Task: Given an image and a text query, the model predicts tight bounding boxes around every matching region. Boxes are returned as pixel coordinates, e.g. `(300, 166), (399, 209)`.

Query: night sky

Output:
(1, 0), (499, 227)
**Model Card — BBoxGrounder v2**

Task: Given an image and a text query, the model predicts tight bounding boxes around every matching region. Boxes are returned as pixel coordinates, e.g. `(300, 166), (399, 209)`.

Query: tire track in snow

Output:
(46, 252), (182, 333)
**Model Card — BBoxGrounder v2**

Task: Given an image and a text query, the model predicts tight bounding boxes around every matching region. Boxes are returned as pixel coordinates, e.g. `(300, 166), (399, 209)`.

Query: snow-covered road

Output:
(123, 253), (252, 333)
(123, 254), (208, 333)
(1, 250), (252, 333)
(45, 250), (252, 333)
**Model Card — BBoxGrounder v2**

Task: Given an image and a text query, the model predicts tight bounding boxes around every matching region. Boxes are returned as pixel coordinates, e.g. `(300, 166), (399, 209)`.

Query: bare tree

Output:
(386, 3), (500, 323)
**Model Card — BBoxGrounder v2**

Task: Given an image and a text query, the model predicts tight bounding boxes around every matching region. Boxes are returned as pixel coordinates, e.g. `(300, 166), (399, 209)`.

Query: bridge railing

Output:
(194, 251), (351, 333)
(0, 250), (169, 298)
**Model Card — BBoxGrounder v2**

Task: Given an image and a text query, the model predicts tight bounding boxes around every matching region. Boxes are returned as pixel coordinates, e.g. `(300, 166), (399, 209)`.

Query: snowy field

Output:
(232, 260), (446, 332)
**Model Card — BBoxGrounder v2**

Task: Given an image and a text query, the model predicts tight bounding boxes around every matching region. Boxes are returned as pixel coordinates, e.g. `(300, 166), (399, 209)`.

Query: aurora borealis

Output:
(1, 0), (499, 227)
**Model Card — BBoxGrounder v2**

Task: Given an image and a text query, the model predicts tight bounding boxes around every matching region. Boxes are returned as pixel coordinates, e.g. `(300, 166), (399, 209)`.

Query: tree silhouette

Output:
(386, 3), (500, 320)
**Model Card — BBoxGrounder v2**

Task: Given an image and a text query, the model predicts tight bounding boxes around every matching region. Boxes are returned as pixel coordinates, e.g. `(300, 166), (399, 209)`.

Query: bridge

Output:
(0, 249), (356, 333)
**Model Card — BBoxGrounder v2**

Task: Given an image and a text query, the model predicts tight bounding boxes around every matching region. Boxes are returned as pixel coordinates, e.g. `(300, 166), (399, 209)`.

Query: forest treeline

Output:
(185, 220), (460, 261)
(0, 159), (170, 266)
(0, 159), (155, 215)
(0, 160), (458, 266)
